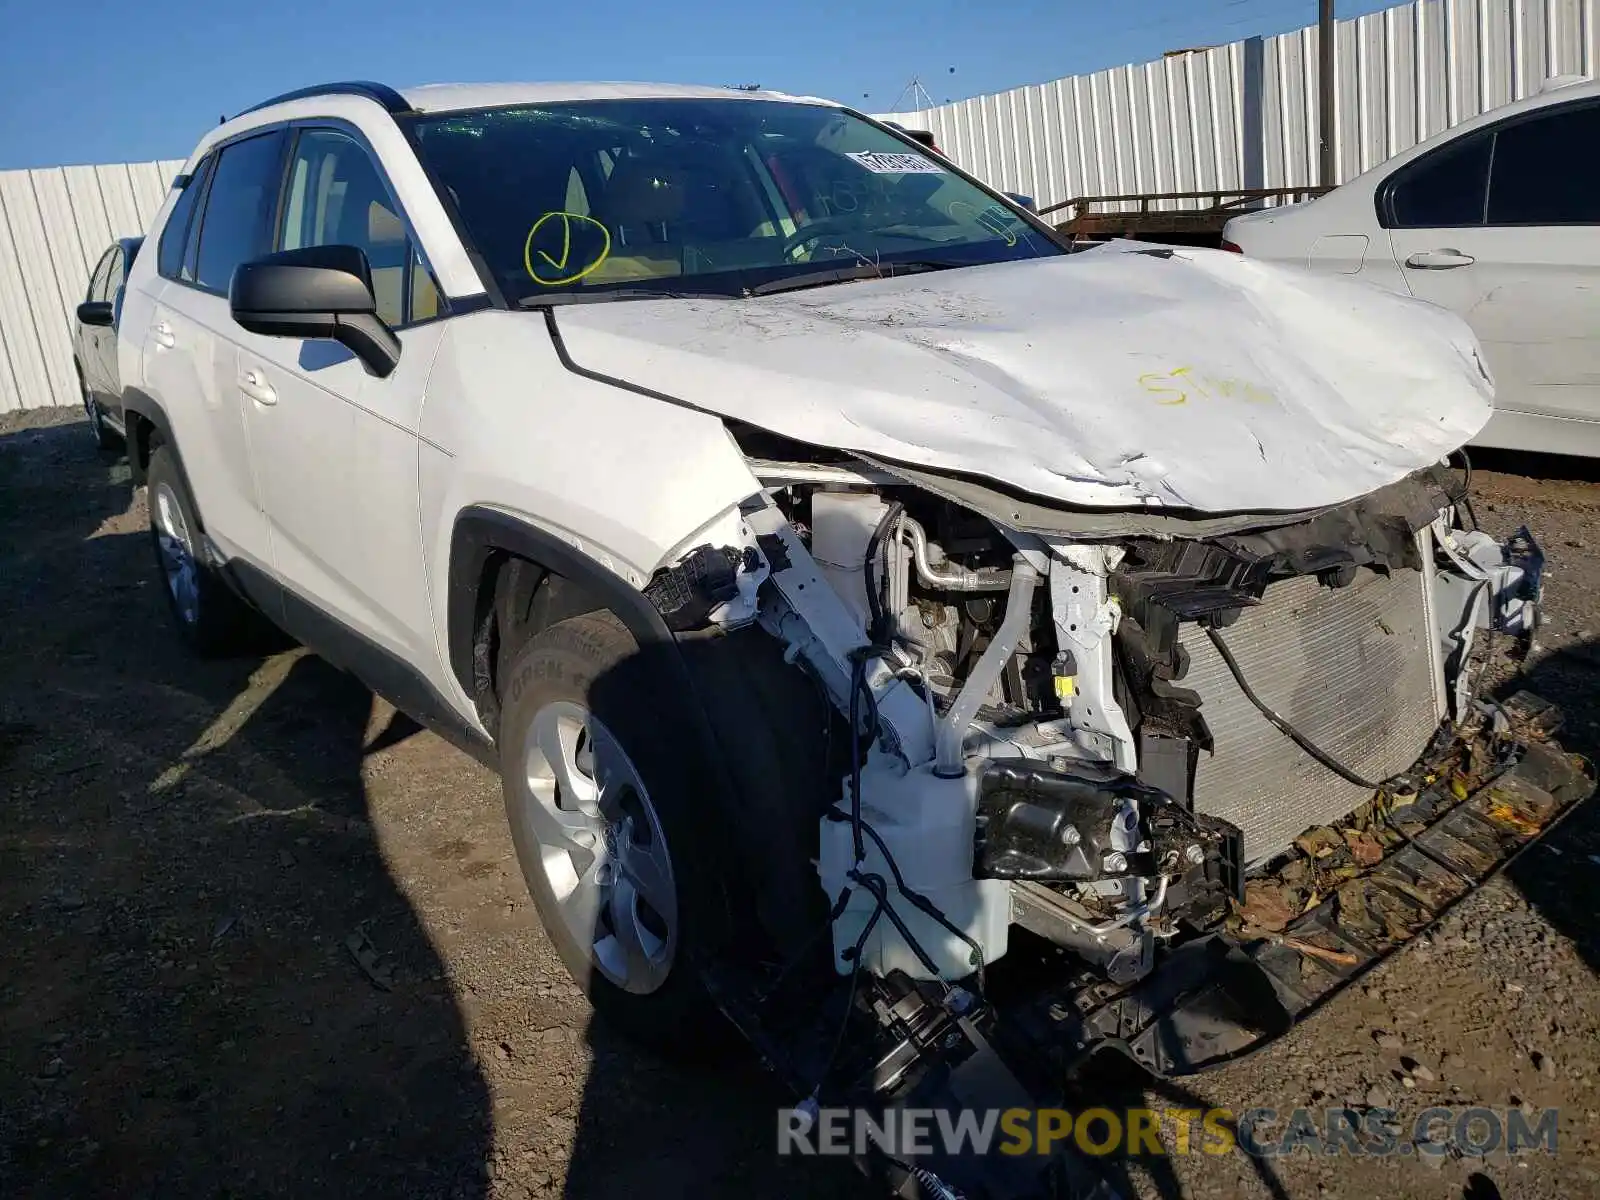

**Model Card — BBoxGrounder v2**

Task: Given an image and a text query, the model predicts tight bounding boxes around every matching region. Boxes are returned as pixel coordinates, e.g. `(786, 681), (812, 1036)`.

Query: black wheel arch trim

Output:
(446, 506), (675, 700)
(121, 387), (202, 521)
(449, 505), (748, 940)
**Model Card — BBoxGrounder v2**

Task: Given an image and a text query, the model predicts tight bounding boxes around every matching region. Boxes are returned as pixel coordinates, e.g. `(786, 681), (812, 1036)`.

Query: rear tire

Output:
(146, 444), (259, 657)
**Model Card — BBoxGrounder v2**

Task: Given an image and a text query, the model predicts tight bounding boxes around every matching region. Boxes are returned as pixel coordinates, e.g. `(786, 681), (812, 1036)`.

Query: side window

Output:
(105, 247), (126, 299)
(181, 165), (210, 283)
(1488, 103), (1600, 225)
(86, 247), (115, 302)
(1385, 131), (1491, 229)
(193, 131), (287, 293)
(279, 129), (435, 326)
(410, 246), (440, 322)
(157, 158), (210, 281)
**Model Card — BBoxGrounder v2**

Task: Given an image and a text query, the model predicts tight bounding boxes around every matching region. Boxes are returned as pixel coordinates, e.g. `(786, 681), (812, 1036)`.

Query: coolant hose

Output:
(934, 555), (1039, 777)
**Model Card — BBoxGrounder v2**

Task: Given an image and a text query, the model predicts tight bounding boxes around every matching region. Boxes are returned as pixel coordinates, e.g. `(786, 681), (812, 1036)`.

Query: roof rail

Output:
(235, 81), (411, 118)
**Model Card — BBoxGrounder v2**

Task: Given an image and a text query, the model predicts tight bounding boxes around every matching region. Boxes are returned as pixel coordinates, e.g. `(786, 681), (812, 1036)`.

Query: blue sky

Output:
(0, 0), (1396, 169)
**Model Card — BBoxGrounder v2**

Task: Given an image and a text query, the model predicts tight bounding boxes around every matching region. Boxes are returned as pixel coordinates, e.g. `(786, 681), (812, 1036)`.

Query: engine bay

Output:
(650, 451), (1546, 994)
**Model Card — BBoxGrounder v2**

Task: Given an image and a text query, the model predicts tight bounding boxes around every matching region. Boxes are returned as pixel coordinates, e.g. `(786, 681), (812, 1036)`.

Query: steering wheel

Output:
(781, 218), (863, 261)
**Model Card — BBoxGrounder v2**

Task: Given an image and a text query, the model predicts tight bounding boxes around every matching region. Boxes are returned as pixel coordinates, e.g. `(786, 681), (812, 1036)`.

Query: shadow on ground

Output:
(1500, 637), (1600, 979)
(1471, 446), (1600, 978)
(0, 419), (490, 1196)
(0, 415), (872, 1200)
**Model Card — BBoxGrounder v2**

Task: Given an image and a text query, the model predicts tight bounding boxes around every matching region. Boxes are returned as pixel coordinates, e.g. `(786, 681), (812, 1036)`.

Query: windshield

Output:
(409, 98), (1062, 304)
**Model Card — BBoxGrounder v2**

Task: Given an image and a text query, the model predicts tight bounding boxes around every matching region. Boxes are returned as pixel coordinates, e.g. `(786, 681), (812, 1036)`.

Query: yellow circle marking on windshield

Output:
(524, 212), (612, 286)
(947, 200), (1019, 247)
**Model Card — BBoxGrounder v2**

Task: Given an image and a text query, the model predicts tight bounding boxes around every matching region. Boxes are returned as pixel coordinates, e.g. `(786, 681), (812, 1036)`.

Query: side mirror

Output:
(77, 300), (114, 327)
(230, 244), (401, 377)
(1003, 192), (1037, 213)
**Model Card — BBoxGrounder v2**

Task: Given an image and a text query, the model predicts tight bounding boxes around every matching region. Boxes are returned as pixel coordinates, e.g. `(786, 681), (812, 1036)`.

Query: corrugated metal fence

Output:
(879, 0), (1596, 210)
(0, 160), (183, 413)
(1, 0), (1595, 412)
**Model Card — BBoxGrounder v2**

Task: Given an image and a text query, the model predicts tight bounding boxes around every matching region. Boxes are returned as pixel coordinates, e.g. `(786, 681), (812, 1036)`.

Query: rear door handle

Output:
(1404, 249), (1475, 270)
(237, 368), (278, 406)
(152, 320), (176, 349)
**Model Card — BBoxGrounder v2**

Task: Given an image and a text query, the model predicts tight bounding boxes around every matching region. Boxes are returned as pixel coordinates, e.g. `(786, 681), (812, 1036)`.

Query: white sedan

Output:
(1224, 77), (1600, 457)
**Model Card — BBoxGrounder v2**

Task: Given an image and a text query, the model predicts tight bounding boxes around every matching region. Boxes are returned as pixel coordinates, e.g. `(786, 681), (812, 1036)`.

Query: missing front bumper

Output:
(1001, 694), (1594, 1079)
(704, 696), (1590, 1200)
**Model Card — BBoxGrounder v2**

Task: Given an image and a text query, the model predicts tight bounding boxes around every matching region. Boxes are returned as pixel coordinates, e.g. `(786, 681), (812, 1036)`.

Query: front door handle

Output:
(238, 368), (278, 406)
(1404, 249), (1476, 270)
(152, 320), (176, 349)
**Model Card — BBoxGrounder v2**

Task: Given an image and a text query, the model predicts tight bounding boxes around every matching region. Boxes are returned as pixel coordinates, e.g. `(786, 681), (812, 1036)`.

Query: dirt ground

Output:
(2, 406), (1597, 1200)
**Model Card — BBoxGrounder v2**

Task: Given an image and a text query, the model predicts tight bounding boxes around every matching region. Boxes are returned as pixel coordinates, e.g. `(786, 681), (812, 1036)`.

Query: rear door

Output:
(141, 133), (285, 583)
(1386, 100), (1600, 430)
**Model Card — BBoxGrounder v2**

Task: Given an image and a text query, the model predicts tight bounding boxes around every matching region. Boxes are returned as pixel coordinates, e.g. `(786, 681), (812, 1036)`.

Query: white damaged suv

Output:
(119, 80), (1584, 1190)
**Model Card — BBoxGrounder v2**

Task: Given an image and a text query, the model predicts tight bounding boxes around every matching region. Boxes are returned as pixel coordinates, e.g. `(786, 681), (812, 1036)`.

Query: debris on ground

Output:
(344, 928), (396, 992)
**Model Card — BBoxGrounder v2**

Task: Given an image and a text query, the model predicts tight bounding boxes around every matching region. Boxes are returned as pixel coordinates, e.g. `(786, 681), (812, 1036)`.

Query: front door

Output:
(232, 126), (448, 701)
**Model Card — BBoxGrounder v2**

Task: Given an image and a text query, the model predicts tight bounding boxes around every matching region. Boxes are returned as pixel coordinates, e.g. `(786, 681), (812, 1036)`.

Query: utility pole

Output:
(1319, 0), (1336, 186)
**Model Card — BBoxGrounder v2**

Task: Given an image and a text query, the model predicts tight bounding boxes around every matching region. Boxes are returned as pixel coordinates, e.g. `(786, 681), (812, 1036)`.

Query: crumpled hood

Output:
(553, 246), (1493, 513)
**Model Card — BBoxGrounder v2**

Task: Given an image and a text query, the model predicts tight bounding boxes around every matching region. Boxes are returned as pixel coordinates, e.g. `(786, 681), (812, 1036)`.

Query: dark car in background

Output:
(73, 235), (142, 450)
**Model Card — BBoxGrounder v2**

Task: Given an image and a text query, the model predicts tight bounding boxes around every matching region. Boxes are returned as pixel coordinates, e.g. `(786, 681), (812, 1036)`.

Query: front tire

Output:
(499, 612), (729, 1049)
(146, 444), (258, 657)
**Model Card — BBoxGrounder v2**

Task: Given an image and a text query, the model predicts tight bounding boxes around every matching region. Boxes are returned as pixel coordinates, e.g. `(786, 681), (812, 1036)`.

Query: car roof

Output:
(208, 80), (842, 152)
(399, 81), (837, 112)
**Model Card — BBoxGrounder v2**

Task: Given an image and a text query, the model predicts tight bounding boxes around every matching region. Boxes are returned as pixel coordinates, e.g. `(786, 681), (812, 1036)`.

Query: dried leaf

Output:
(345, 929), (395, 991)
(1345, 831), (1385, 867)
(1295, 826), (1343, 860)
(1239, 881), (1297, 933)
(1484, 800), (1542, 836)
(1279, 858), (1313, 889)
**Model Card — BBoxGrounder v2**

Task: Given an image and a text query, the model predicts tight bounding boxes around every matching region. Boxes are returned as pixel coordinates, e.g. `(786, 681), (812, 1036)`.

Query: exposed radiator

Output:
(1181, 566), (1443, 867)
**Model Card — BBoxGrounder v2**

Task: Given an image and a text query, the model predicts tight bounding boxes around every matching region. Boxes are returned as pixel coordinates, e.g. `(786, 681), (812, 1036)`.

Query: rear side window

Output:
(192, 131), (287, 293)
(1386, 131), (1490, 228)
(86, 246), (115, 301)
(1487, 103), (1600, 225)
(157, 160), (209, 281)
(105, 247), (126, 298)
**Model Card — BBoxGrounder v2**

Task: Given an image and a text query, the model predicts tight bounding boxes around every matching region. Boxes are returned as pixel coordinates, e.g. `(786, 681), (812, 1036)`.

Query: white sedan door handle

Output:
(152, 320), (176, 349)
(238, 368), (278, 406)
(1404, 249), (1476, 270)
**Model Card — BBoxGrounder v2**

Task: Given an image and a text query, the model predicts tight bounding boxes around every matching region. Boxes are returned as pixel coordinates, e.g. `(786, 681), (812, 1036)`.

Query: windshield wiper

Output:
(746, 260), (968, 297)
(516, 288), (713, 308)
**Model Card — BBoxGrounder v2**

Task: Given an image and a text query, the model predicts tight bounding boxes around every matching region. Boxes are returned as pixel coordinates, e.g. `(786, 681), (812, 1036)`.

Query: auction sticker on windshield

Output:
(845, 150), (947, 175)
